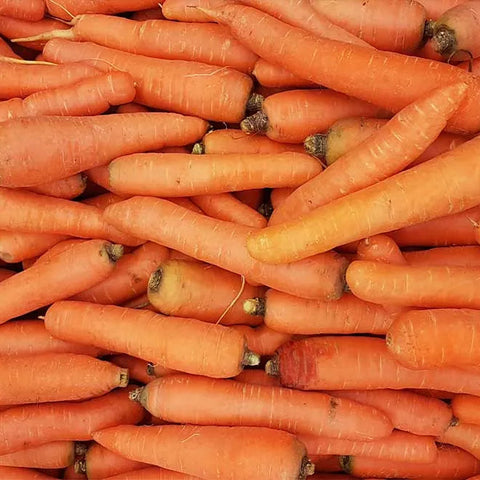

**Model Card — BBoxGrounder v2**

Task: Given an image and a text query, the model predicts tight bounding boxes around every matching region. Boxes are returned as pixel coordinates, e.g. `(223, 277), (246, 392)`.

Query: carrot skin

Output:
(253, 60), (315, 88)
(231, 325), (292, 356)
(109, 355), (154, 385)
(97, 468), (202, 480)
(438, 422), (480, 460)
(0, 0), (44, 21)
(0, 467), (59, 479)
(416, 0), (468, 19)
(452, 394), (480, 425)
(404, 246), (480, 267)
(0, 442), (75, 468)
(25, 174), (87, 200)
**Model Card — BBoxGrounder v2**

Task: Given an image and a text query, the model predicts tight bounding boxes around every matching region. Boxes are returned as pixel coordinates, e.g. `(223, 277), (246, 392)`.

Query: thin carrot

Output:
(99, 468), (202, 480)
(0, 442), (75, 468)
(203, 4), (480, 134)
(132, 374), (393, 440)
(234, 369), (282, 387)
(147, 259), (264, 326)
(0, 389), (144, 455)
(0, 0), (44, 21)
(330, 389), (453, 436)
(93, 424), (315, 480)
(0, 467), (59, 480)
(452, 394), (480, 424)
(267, 335), (480, 395)
(26, 174), (87, 200)
(109, 355), (154, 385)
(103, 197), (349, 300)
(253, 59), (316, 88)
(0, 239), (124, 324)
(43, 38), (254, 123)
(241, 89), (389, 144)
(245, 289), (393, 335)
(231, 324), (292, 356)
(438, 421), (480, 460)
(404, 246), (480, 267)
(45, 301), (260, 378)
(268, 82), (467, 226)
(131, 8), (165, 20)
(416, 0), (468, 19)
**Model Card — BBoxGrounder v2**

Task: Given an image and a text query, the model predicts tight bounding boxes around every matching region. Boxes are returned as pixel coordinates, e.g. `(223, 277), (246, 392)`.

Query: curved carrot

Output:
(93, 424), (314, 480)
(231, 324), (292, 356)
(0, 442), (75, 468)
(417, 0), (468, 19)
(99, 468), (202, 480)
(253, 59), (315, 88)
(132, 374), (393, 440)
(43, 38), (254, 123)
(438, 422), (480, 460)
(234, 369), (282, 387)
(147, 259), (264, 326)
(0, 467), (58, 480)
(103, 197), (349, 300)
(26, 174), (87, 200)
(0, 0), (44, 21)
(452, 394), (480, 424)
(404, 246), (480, 266)
(45, 301), (260, 378)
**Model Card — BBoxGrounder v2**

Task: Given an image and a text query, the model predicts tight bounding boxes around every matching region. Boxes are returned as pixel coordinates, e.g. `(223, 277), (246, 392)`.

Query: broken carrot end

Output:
(242, 349), (261, 367)
(299, 457), (315, 479)
(105, 243), (124, 263)
(243, 297), (265, 316)
(240, 111), (269, 135)
(246, 93), (264, 113)
(304, 133), (327, 159)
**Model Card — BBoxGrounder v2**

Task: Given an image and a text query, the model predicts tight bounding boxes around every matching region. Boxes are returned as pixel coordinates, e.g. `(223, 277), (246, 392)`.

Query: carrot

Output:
(116, 103), (149, 114)
(0, 320), (105, 357)
(132, 374), (393, 440)
(0, 268), (15, 282)
(45, 301), (260, 378)
(100, 468), (203, 480)
(109, 355), (154, 385)
(162, 0), (235, 22)
(299, 430), (437, 464)
(310, 0), (429, 53)
(0, 0), (44, 21)
(309, 460), (343, 475)
(43, 39), (254, 123)
(253, 59), (316, 88)
(0, 37), (20, 58)
(341, 444), (480, 478)
(31, 239), (86, 268)
(271, 188), (295, 210)
(241, 89), (389, 144)
(268, 82), (467, 227)
(438, 422), (480, 460)
(404, 246), (480, 266)
(63, 464), (86, 480)
(417, 0), (468, 19)
(452, 394), (480, 425)
(147, 363), (177, 378)
(26, 175), (87, 200)
(0, 389), (144, 455)
(94, 424), (315, 480)
(147, 259), (264, 326)
(306, 117), (468, 166)
(103, 197), (349, 300)
(72, 243), (169, 305)
(357, 235), (407, 265)
(0, 442), (75, 469)
(347, 260), (480, 309)
(267, 335), (480, 395)
(131, 8), (165, 20)
(468, 476), (480, 480)
(231, 324), (292, 356)
(106, 152), (322, 197)
(245, 289), (394, 335)
(0, 239), (125, 324)
(234, 189), (265, 211)
(0, 467), (59, 480)
(234, 369), (282, 387)
(203, 4), (480, 135)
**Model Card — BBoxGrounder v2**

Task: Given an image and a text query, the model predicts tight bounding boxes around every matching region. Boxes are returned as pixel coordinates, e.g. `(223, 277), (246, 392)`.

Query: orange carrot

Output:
(0, 389), (144, 455)
(357, 235), (407, 265)
(417, 0), (468, 19)
(310, 0), (429, 53)
(267, 335), (480, 395)
(0, 0), (44, 21)
(241, 89), (388, 144)
(253, 59), (316, 88)
(438, 421), (480, 460)
(0, 442), (75, 468)
(0, 239), (124, 324)
(203, 4), (480, 134)
(245, 289), (393, 335)
(131, 8), (165, 20)
(106, 152), (322, 197)
(268, 82), (467, 226)
(231, 324), (292, 356)
(103, 197), (349, 300)
(0, 467), (59, 479)
(452, 394), (480, 424)
(132, 374), (393, 440)
(26, 174), (87, 200)
(330, 389), (453, 436)
(0, 37), (20, 58)
(271, 187), (295, 210)
(99, 468), (201, 480)
(72, 243), (169, 305)
(93, 424), (315, 480)
(109, 355), (154, 385)
(43, 39), (254, 122)
(116, 103), (149, 114)
(31, 239), (86, 268)
(404, 246), (480, 267)
(162, 0), (235, 22)
(234, 369), (282, 387)
(45, 301), (260, 378)
(147, 259), (264, 326)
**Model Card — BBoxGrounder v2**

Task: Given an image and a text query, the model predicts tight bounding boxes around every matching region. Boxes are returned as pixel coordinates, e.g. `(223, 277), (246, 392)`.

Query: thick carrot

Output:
(241, 89), (388, 144)
(45, 301), (260, 378)
(246, 289), (393, 335)
(0, 442), (75, 468)
(99, 468), (201, 480)
(0, 320), (105, 357)
(299, 430), (437, 464)
(234, 369), (282, 387)
(0, 389), (144, 455)
(103, 197), (349, 300)
(267, 335), (480, 395)
(310, 0), (428, 53)
(93, 424), (314, 480)
(0, 0), (44, 21)
(231, 324), (292, 356)
(253, 60), (315, 88)
(43, 39), (254, 123)
(147, 259), (264, 326)
(132, 374), (393, 440)
(453, 395), (480, 424)
(268, 82), (467, 226)
(106, 152), (322, 197)
(341, 444), (480, 478)
(331, 389), (453, 436)
(72, 243), (169, 305)
(0, 467), (59, 480)
(404, 246), (480, 266)
(204, 4), (480, 134)
(0, 239), (124, 324)
(438, 422), (480, 460)
(417, 0), (468, 19)
(109, 355), (154, 385)
(26, 175), (87, 200)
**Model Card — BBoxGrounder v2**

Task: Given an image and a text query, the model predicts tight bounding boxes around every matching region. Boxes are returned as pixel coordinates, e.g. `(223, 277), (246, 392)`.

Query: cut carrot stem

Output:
(438, 422), (480, 460)
(0, 442), (75, 469)
(25, 174), (87, 200)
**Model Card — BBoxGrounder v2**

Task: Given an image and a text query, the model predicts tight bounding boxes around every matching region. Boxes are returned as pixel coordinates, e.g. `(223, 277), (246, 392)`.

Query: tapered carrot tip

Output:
(12, 28), (74, 44)
(74, 459), (87, 474)
(0, 56), (56, 66)
(243, 298), (266, 316)
(118, 368), (129, 387)
(265, 357), (280, 377)
(129, 386), (147, 407)
(243, 350), (261, 366)
(304, 134), (327, 159)
(246, 93), (265, 113)
(75, 442), (88, 457)
(148, 268), (163, 293)
(192, 143), (205, 155)
(339, 456), (352, 474)
(258, 202), (273, 219)
(300, 457), (316, 479)
(241, 111), (269, 135)
(104, 244), (124, 263)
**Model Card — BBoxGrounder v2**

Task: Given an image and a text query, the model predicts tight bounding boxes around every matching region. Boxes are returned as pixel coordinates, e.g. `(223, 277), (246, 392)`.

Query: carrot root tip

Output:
(242, 349), (261, 367)
(433, 26), (457, 56)
(339, 455), (352, 474)
(74, 459), (87, 475)
(11, 28), (74, 44)
(192, 142), (205, 155)
(258, 202), (273, 219)
(265, 356), (279, 377)
(246, 93), (265, 114)
(74, 442), (88, 457)
(118, 368), (129, 387)
(243, 297), (266, 316)
(240, 111), (268, 135)
(105, 243), (124, 263)
(299, 457), (315, 480)
(304, 134), (327, 159)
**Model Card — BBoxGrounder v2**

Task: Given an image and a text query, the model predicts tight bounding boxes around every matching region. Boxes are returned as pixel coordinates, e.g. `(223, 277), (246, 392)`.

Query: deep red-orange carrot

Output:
(341, 444), (480, 478)
(234, 369), (282, 387)
(147, 259), (264, 326)
(331, 389), (453, 436)
(268, 335), (480, 395)
(245, 289), (393, 335)
(0, 0), (44, 21)
(452, 394), (480, 424)
(43, 39), (254, 122)
(299, 430), (437, 464)
(0, 239), (124, 324)
(132, 374), (393, 440)
(93, 424), (315, 480)
(45, 301), (260, 378)
(253, 60), (316, 88)
(109, 355), (154, 385)
(131, 7), (165, 20)
(468, 476), (480, 480)
(25, 175), (87, 200)
(404, 246), (480, 266)
(103, 197), (349, 300)
(231, 324), (292, 356)
(438, 422), (480, 460)
(72, 243), (169, 305)
(268, 82), (467, 226)
(0, 467), (59, 480)
(357, 235), (407, 265)
(0, 268), (14, 282)
(234, 189), (265, 211)
(0, 37), (20, 58)
(204, 4), (480, 134)
(417, 0), (468, 19)
(0, 442), (75, 468)
(0, 389), (144, 455)
(241, 89), (388, 144)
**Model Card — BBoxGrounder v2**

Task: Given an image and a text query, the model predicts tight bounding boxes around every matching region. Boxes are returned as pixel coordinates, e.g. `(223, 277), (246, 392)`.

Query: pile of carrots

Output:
(3, 0), (480, 478)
